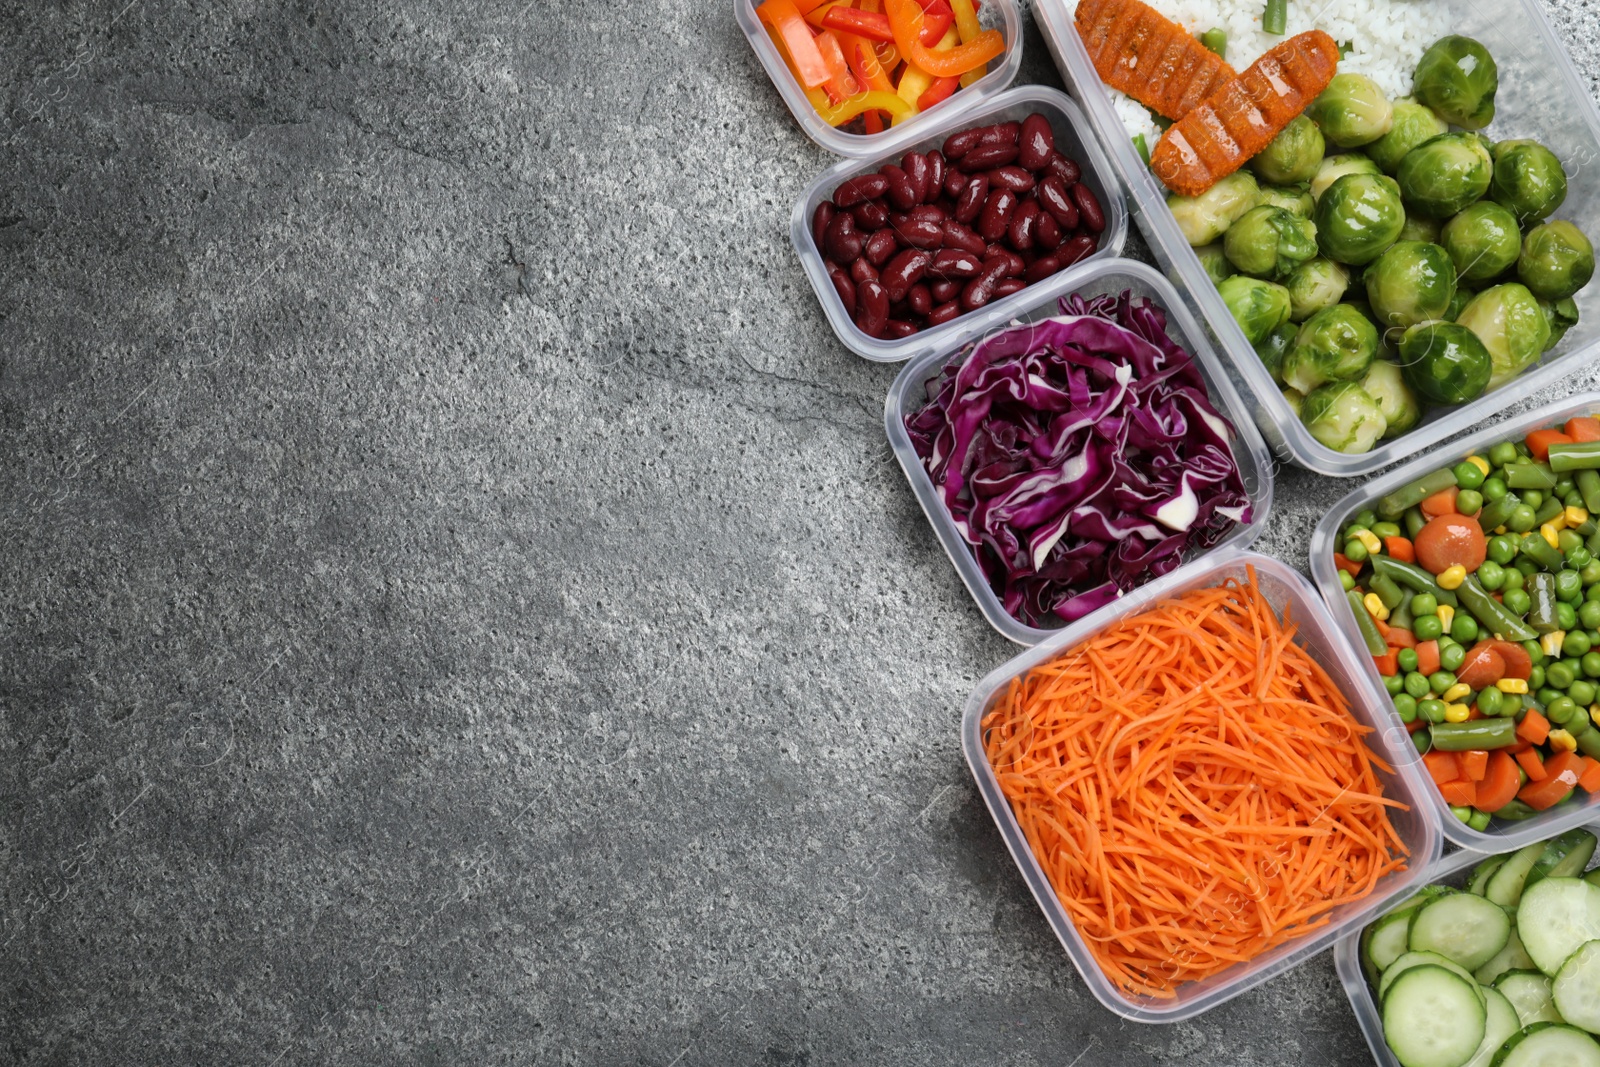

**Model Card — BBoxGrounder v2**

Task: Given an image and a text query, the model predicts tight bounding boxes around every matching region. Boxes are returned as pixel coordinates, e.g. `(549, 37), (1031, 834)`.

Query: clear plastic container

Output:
(1333, 820), (1600, 1067)
(963, 549), (1444, 1022)
(1033, 0), (1600, 476)
(1310, 393), (1600, 851)
(734, 0), (1023, 159)
(792, 84), (1129, 362)
(884, 257), (1273, 644)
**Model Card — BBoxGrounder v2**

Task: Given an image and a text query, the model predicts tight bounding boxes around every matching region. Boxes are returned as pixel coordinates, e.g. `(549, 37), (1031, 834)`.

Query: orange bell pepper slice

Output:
(759, 0), (832, 88)
(814, 30), (862, 102)
(884, 0), (1002, 77)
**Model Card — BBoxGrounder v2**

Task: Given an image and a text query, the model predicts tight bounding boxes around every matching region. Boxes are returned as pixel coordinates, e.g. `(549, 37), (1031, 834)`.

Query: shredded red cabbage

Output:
(904, 291), (1253, 627)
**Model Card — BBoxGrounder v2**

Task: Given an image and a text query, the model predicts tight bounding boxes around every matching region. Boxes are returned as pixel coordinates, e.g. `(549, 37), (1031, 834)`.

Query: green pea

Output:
(1567, 630), (1594, 658)
(1582, 601), (1600, 630)
(1372, 521), (1402, 539)
(1559, 570), (1585, 603)
(1503, 588), (1533, 615)
(1585, 651), (1600, 678)
(1572, 680), (1597, 707)
(1482, 476), (1509, 502)
(1429, 670), (1457, 694)
(1398, 647), (1420, 673)
(1456, 489), (1484, 515)
(1451, 615), (1480, 643)
(1540, 685), (1564, 705)
(1395, 693), (1419, 721)
(1525, 638), (1547, 665)
(1488, 536), (1518, 565)
(1549, 660), (1578, 689)
(1441, 643), (1467, 671)
(1557, 477), (1577, 497)
(1571, 547), (1595, 570)
(1490, 441), (1519, 467)
(1469, 808), (1493, 831)
(1570, 490), (1589, 509)
(1509, 505), (1539, 533)
(1503, 567), (1525, 593)
(1530, 665), (1546, 690)
(1550, 696), (1579, 723)
(1454, 461), (1486, 490)
(1414, 731), (1432, 755)
(1355, 509), (1377, 528)
(1477, 560), (1506, 591)
(1405, 671), (1432, 698)
(1385, 673), (1405, 695)
(1412, 593), (1439, 616)
(1414, 615), (1444, 641)
(1476, 686), (1503, 716)
(1524, 490), (1545, 510)
(1420, 698), (1447, 723)
(1517, 557), (1540, 576)
(1560, 602), (1579, 631)
(1344, 539), (1369, 562)
(1561, 530), (1587, 557)
(1339, 570), (1356, 590)
(1587, 581), (1600, 602)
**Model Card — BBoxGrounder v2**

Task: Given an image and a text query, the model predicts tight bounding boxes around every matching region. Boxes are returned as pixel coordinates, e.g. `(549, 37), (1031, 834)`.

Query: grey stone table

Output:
(8, 2), (1600, 1063)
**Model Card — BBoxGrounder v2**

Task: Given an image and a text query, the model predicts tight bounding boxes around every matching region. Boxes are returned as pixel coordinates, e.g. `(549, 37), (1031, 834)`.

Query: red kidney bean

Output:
(1047, 153), (1081, 186)
(882, 248), (932, 302)
(888, 298), (912, 320)
(824, 211), (864, 263)
(884, 319), (918, 339)
(925, 151), (945, 198)
(907, 283), (933, 316)
(933, 196), (957, 218)
(959, 141), (1019, 171)
(851, 257), (879, 286)
(1008, 199), (1040, 252)
(902, 152), (930, 205)
(1018, 114), (1055, 171)
(941, 219), (986, 255)
(930, 248), (983, 278)
(827, 261), (857, 313)
(881, 164), (918, 211)
(994, 278), (1027, 298)
(1024, 254), (1063, 284)
(953, 173), (988, 225)
(943, 127), (983, 160)
(1072, 183), (1106, 234)
(834, 173), (889, 207)
(977, 189), (1018, 243)
(930, 278), (961, 303)
(1037, 175), (1080, 229)
(864, 229), (899, 267)
(852, 198), (888, 230)
(961, 256), (1012, 310)
(984, 245), (1026, 277)
(988, 166), (1036, 194)
(978, 121), (1020, 146)
(1035, 211), (1063, 251)
(812, 202), (835, 249)
(943, 168), (968, 199)
(1060, 233), (1097, 266)
(927, 300), (962, 326)
(855, 279), (889, 337)
(891, 209), (944, 249)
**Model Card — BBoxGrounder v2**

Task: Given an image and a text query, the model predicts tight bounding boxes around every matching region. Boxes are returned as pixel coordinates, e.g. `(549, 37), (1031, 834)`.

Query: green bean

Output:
(1405, 507), (1427, 540)
(1535, 496), (1567, 525)
(1261, 0), (1287, 34)
(1429, 717), (1519, 750)
(1493, 798), (1540, 820)
(1390, 591), (1415, 630)
(1371, 555), (1459, 607)
(1548, 442), (1600, 472)
(1370, 572), (1405, 611)
(1377, 469), (1458, 519)
(1507, 461), (1559, 490)
(1577, 470), (1600, 515)
(1530, 571), (1561, 633)
(1457, 574), (1538, 641)
(1346, 589), (1387, 655)
(1477, 495), (1520, 533)
(1588, 523), (1600, 556)
(1198, 27), (1227, 57)
(1520, 532), (1566, 571)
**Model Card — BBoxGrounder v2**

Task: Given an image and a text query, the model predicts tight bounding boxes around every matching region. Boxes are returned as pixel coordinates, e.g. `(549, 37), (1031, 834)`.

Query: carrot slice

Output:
(1388, 628), (1417, 649)
(1334, 553), (1364, 577)
(1424, 750), (1460, 785)
(1566, 417), (1600, 443)
(1460, 749), (1489, 782)
(1527, 428), (1573, 462)
(1419, 487), (1459, 519)
(1580, 757), (1600, 794)
(1456, 642), (1507, 691)
(1520, 751), (1583, 809)
(1073, 0), (1236, 121)
(1415, 640), (1441, 678)
(1517, 709), (1551, 745)
(1385, 536), (1415, 564)
(1516, 746), (1547, 780)
(1439, 779), (1478, 807)
(1414, 514), (1488, 574)
(1476, 751), (1523, 812)
(1374, 649), (1399, 676)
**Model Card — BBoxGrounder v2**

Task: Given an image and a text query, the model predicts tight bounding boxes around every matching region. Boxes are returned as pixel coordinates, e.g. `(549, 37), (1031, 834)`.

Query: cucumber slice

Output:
(1477, 928), (1538, 987)
(1491, 1022), (1600, 1067)
(1555, 940), (1600, 1033)
(1498, 970), (1565, 1026)
(1412, 893), (1515, 971)
(1383, 965), (1487, 1067)
(1529, 831), (1600, 890)
(1385, 951), (1490, 1007)
(1473, 856), (1512, 896)
(1491, 843), (1556, 908)
(1518, 878), (1600, 975)
(1369, 910), (1425, 985)
(1465, 989), (1523, 1067)
(1586, 869), (1600, 889)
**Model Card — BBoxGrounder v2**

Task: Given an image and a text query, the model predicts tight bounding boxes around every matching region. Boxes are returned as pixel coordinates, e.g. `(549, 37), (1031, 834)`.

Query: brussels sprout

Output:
(1397, 320), (1493, 404)
(1314, 173), (1406, 265)
(1447, 285), (1476, 321)
(1218, 274), (1293, 345)
(1168, 171), (1261, 246)
(1255, 320), (1297, 383)
(1257, 184), (1316, 218)
(1282, 386), (1306, 418)
(1223, 205), (1319, 280)
(1440, 201), (1521, 284)
(1282, 304), (1380, 393)
(1364, 241), (1457, 331)
(1343, 297), (1385, 331)
(1286, 257), (1350, 321)
(1396, 132), (1494, 219)
(1518, 220), (1596, 301)
(1491, 140), (1568, 224)
(1413, 35), (1499, 130)
(1539, 296), (1580, 352)
(1366, 98), (1450, 174)
(1455, 282), (1551, 388)
(1250, 115), (1326, 185)
(1195, 243), (1235, 285)
(1311, 153), (1382, 200)
(1308, 73), (1395, 149)
(1302, 380), (1388, 453)
(1399, 216), (1442, 244)
(1361, 359), (1422, 437)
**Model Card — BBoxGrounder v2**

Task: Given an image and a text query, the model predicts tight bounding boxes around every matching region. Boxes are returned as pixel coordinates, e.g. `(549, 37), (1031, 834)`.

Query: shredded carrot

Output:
(982, 567), (1408, 998)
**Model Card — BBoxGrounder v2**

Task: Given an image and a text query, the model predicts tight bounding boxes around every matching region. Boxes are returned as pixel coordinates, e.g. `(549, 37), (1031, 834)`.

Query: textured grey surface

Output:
(7, 1), (1600, 1064)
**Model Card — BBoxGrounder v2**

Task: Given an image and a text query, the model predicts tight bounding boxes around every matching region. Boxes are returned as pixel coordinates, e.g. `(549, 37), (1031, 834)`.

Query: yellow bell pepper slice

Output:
(815, 90), (914, 127)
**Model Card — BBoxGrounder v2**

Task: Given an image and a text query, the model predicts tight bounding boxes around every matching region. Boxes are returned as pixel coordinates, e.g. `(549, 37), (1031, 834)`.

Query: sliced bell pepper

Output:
(805, 0), (848, 27)
(950, 0), (981, 41)
(759, 0), (832, 88)
(1567, 416), (1600, 443)
(1527, 428), (1574, 462)
(1476, 750), (1523, 811)
(821, 6), (896, 41)
(884, 0), (1003, 77)
(842, 31), (895, 92)
(793, 0), (835, 12)
(915, 0), (955, 45)
(814, 89), (913, 126)
(814, 30), (862, 102)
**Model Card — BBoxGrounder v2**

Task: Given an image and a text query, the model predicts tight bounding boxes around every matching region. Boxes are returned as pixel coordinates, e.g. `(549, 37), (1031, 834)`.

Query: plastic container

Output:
(885, 257), (1273, 644)
(735, 0), (1023, 159)
(1333, 819), (1600, 1067)
(792, 84), (1128, 362)
(1033, 0), (1600, 476)
(963, 549), (1444, 1021)
(1310, 393), (1600, 850)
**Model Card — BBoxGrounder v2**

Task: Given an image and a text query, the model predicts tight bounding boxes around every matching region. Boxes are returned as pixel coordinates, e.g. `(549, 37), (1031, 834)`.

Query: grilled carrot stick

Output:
(1150, 30), (1340, 197)
(1074, 0), (1236, 122)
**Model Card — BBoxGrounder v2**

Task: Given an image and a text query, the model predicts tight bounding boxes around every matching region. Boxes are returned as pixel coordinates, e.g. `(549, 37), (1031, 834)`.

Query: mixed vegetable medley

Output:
(1359, 828), (1600, 1067)
(1335, 417), (1600, 827)
(756, 0), (1003, 133)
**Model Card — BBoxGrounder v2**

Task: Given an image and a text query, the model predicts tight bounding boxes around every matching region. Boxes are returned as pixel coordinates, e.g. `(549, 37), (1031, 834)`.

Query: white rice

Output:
(1083, 0), (1450, 153)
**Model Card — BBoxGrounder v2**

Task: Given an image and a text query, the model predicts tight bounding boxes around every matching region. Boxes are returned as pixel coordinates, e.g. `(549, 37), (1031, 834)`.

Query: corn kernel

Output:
(1497, 678), (1530, 695)
(1442, 683), (1473, 703)
(1437, 565), (1468, 590)
(1354, 528), (1382, 555)
(1363, 592), (1390, 621)
(1550, 728), (1579, 753)
(1571, 506), (1591, 526)
(1437, 604), (1456, 631)
(1591, 703), (1600, 728)
(1467, 455), (1491, 476)
(1543, 523), (1563, 549)
(1543, 630), (1568, 657)
(1495, 525), (1508, 535)
(1444, 703), (1473, 723)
